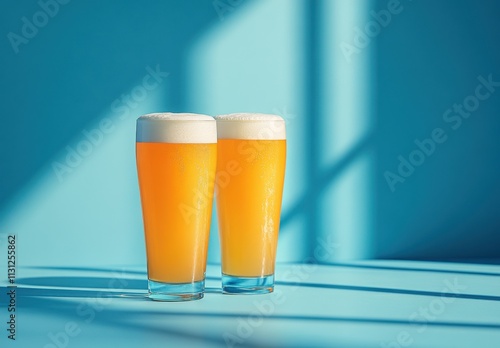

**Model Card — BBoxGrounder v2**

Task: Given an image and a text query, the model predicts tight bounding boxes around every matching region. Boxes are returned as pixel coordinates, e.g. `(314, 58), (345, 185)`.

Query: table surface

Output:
(2, 260), (500, 348)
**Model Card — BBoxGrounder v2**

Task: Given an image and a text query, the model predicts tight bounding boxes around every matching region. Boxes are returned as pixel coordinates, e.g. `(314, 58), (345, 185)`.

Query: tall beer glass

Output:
(215, 113), (286, 294)
(136, 113), (217, 301)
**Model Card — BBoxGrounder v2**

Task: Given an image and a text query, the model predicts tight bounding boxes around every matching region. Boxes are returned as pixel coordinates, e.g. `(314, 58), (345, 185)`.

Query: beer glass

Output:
(136, 113), (217, 301)
(215, 113), (286, 294)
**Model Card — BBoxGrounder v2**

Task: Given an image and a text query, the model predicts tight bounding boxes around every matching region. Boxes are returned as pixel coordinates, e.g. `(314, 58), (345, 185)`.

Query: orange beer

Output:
(215, 114), (286, 293)
(136, 113), (217, 301)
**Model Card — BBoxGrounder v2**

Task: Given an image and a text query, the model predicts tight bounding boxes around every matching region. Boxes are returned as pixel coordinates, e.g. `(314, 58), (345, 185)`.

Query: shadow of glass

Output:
(15, 275), (221, 297)
(27, 266), (147, 275)
(12, 288), (500, 331)
(17, 276), (147, 290)
(14, 286), (147, 299)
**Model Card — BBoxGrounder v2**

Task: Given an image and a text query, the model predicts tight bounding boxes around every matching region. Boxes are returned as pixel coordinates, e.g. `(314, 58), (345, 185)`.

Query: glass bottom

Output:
(222, 274), (274, 294)
(148, 279), (204, 301)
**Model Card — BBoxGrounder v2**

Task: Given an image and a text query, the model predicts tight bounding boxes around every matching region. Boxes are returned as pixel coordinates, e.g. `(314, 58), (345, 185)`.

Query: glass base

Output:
(148, 279), (204, 301)
(222, 274), (274, 294)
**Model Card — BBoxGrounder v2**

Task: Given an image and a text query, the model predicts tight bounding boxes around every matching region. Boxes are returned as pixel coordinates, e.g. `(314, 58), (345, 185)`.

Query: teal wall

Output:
(374, 0), (500, 259)
(0, 0), (499, 267)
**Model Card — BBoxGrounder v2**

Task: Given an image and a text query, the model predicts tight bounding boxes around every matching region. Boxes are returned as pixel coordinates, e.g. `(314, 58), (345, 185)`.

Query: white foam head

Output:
(215, 113), (286, 140)
(136, 113), (217, 143)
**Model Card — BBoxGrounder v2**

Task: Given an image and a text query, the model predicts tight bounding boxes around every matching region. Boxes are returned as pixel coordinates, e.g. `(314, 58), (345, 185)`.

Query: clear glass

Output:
(216, 137), (286, 294)
(136, 139), (216, 301)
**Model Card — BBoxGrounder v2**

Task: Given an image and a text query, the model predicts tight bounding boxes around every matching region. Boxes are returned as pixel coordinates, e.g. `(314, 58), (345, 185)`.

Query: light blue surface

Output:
(2, 260), (499, 347)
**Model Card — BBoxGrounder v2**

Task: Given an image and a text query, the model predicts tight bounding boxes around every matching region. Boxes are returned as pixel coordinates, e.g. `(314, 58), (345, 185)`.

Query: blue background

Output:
(1, 0), (499, 268)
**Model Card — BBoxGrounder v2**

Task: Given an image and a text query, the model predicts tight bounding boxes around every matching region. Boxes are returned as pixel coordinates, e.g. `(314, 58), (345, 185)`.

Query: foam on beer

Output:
(215, 113), (286, 140)
(136, 113), (217, 143)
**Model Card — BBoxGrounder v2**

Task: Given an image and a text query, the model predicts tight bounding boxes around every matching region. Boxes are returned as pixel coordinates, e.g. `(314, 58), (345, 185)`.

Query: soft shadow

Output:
(15, 274), (500, 304)
(27, 266), (147, 275)
(276, 281), (500, 302)
(0, 0), (235, 213)
(14, 286), (146, 299)
(17, 276), (147, 289)
(280, 134), (373, 229)
(321, 262), (500, 277)
(15, 275), (221, 296)
(120, 312), (500, 330)
(12, 290), (500, 331)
